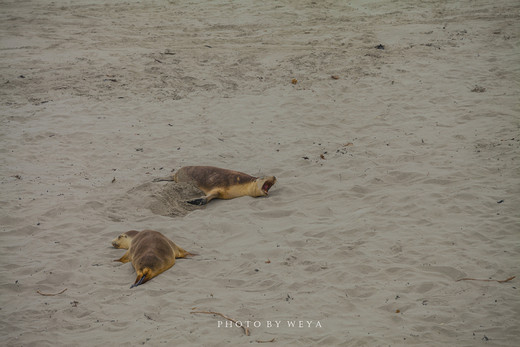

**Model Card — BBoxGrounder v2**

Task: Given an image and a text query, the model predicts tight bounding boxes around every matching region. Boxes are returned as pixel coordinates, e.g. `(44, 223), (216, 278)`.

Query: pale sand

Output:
(1, 0), (519, 346)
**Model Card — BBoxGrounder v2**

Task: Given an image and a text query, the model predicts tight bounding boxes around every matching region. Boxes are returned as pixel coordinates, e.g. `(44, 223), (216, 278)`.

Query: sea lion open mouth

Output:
(262, 181), (273, 194)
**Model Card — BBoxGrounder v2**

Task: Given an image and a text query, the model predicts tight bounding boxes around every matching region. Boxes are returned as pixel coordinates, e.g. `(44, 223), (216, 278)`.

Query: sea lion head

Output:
(256, 176), (276, 196)
(111, 230), (140, 249)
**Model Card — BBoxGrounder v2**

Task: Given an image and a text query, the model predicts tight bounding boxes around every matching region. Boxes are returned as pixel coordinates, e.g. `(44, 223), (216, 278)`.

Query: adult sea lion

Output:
(112, 229), (194, 288)
(153, 166), (276, 206)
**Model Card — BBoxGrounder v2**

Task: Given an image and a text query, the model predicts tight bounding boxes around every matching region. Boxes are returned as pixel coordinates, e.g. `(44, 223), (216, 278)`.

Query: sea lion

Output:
(153, 166), (276, 205)
(112, 230), (194, 288)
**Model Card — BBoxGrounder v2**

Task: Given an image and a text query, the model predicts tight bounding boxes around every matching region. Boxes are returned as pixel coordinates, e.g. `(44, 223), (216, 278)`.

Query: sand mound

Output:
(107, 182), (204, 221)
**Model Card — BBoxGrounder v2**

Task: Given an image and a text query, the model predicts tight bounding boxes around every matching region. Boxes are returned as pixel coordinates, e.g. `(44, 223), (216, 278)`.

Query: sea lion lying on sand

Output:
(153, 166), (276, 205)
(112, 230), (194, 288)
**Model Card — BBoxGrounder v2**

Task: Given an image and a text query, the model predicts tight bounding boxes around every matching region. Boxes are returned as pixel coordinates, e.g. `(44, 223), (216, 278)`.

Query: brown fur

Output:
(112, 230), (193, 288)
(153, 166), (276, 205)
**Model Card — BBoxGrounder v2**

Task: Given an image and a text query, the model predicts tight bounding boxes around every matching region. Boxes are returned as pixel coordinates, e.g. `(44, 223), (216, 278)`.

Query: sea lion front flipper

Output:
(187, 190), (219, 205)
(116, 251), (131, 263)
(176, 250), (197, 258)
(186, 197), (207, 205)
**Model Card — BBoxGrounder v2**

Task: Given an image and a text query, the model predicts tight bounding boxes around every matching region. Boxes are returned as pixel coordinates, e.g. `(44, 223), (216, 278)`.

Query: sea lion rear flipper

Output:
(131, 268), (152, 288)
(130, 275), (146, 288)
(153, 176), (174, 182)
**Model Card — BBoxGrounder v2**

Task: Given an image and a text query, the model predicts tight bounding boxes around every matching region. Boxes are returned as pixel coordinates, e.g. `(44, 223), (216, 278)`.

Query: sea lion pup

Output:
(153, 166), (276, 205)
(112, 230), (194, 288)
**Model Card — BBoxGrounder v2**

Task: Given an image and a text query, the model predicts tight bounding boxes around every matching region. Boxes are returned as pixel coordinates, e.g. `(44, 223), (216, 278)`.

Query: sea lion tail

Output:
(130, 268), (152, 288)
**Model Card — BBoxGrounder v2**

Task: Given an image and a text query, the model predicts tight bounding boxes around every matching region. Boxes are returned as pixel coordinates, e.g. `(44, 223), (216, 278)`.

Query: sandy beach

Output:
(1, 0), (519, 346)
